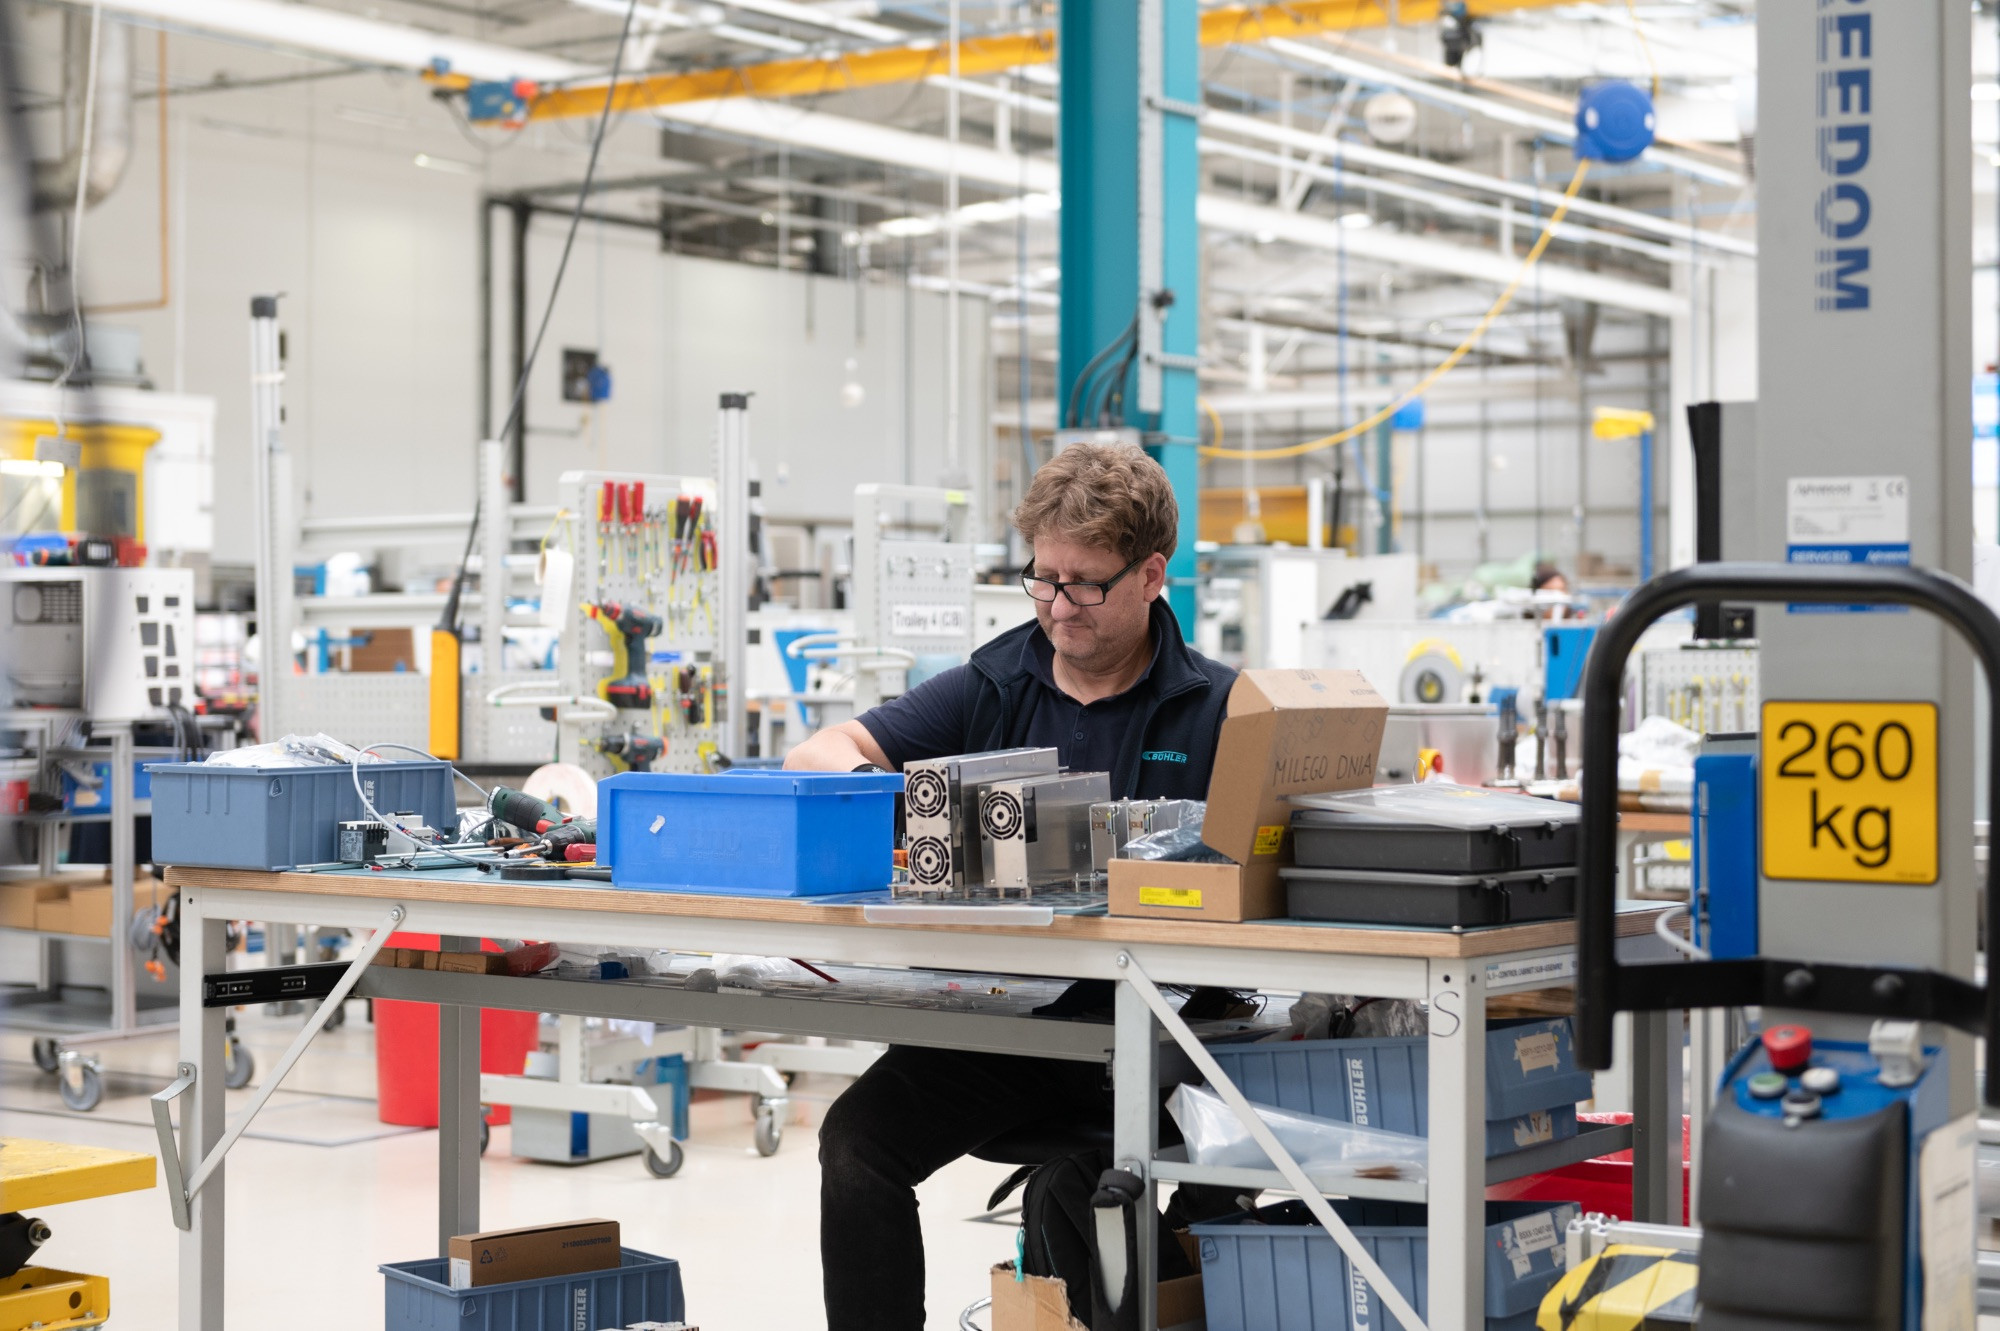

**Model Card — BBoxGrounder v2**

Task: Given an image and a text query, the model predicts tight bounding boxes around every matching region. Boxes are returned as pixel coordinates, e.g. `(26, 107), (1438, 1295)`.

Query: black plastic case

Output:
(1289, 809), (1578, 874)
(1281, 864), (1578, 928)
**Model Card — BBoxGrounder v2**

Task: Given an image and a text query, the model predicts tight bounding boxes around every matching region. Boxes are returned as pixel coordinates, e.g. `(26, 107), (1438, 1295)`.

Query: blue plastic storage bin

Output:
(1191, 1198), (1579, 1331)
(381, 1247), (683, 1331)
(147, 759), (455, 870)
(1203, 1018), (1591, 1156)
(599, 769), (903, 896)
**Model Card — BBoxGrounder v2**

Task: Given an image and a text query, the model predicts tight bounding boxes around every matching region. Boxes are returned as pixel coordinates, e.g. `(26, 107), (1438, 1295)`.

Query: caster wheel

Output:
(31, 1038), (59, 1074)
(479, 1116), (491, 1156)
(644, 1142), (684, 1178)
(223, 1039), (254, 1090)
(59, 1058), (102, 1112)
(753, 1100), (783, 1157)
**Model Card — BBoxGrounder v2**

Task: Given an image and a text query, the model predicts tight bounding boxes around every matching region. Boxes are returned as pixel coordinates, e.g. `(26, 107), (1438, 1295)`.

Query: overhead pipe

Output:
(34, 9), (133, 212)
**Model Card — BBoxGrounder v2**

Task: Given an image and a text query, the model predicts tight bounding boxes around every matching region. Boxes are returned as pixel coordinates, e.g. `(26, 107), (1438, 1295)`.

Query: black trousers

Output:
(818, 1045), (1115, 1331)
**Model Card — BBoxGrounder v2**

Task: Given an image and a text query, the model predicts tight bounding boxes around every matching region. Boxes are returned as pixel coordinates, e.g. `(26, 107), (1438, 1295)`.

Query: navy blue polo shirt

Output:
(855, 598), (1234, 800)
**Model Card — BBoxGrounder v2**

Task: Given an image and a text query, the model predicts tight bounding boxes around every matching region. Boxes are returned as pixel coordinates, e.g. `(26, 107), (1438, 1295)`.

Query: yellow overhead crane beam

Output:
(518, 0), (1583, 122)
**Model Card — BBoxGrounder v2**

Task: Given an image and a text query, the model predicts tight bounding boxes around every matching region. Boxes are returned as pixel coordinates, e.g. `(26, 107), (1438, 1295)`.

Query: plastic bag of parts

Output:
(203, 733), (378, 769)
(1260, 993), (1429, 1041)
(1165, 1082), (1428, 1182)
(1121, 803), (1227, 862)
(1291, 780), (1578, 830)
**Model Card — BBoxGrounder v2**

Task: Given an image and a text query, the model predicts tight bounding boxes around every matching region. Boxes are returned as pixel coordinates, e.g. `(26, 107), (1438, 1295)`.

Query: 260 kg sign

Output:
(1760, 701), (1937, 885)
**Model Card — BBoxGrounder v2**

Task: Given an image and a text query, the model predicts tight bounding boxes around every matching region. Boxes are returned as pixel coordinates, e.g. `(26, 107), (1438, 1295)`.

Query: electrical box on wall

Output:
(2, 567), (196, 717)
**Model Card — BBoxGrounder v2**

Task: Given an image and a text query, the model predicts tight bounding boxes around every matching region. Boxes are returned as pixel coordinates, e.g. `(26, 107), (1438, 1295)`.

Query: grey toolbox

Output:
(1289, 782), (1578, 873)
(1281, 864), (1579, 928)
(900, 747), (1059, 894)
(977, 771), (1111, 893)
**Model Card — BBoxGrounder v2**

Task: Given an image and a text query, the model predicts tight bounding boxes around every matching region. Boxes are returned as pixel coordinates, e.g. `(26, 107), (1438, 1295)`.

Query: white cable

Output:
(1654, 902), (1709, 960)
(352, 742), (493, 870)
(50, 0), (106, 441)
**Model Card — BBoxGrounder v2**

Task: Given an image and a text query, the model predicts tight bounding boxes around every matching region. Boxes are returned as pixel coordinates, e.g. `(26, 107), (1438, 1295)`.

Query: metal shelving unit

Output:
(0, 717), (231, 1110)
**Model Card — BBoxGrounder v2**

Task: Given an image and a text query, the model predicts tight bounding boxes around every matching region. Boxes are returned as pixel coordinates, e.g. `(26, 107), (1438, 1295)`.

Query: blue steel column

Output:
(1058, 0), (1200, 633)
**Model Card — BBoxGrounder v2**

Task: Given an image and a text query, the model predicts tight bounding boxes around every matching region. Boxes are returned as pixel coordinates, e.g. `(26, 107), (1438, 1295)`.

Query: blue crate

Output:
(1203, 1018), (1592, 1157)
(599, 770), (903, 896)
(147, 759), (455, 870)
(1191, 1198), (1580, 1331)
(381, 1247), (682, 1331)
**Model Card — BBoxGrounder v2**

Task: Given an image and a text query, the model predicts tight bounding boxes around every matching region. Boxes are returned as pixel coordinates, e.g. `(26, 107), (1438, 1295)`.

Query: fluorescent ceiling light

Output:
(1339, 211), (1374, 229)
(414, 153), (478, 174)
(1976, 84), (2000, 102)
(0, 460), (65, 478)
(335, 105), (412, 130)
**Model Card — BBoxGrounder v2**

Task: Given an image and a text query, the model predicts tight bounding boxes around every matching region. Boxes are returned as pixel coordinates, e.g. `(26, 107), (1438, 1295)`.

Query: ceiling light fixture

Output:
(413, 153), (478, 175)
(1339, 212), (1374, 230)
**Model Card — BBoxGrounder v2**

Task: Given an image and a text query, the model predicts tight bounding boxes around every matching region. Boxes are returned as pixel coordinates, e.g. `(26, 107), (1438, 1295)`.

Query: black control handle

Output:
(1575, 562), (2000, 1102)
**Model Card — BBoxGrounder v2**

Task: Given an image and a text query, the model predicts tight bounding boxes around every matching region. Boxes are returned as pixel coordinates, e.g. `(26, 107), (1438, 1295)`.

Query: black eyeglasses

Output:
(1021, 553), (1146, 606)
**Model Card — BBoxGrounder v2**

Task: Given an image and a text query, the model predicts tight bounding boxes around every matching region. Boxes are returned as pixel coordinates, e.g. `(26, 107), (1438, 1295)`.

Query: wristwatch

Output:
(852, 762), (891, 774)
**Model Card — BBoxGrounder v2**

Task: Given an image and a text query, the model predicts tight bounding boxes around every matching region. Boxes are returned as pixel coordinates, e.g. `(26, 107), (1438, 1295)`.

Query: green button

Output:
(1748, 1072), (1788, 1100)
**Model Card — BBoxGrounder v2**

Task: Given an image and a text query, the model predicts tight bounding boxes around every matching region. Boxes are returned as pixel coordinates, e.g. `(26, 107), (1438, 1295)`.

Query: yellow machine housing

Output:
(0, 419), (162, 541)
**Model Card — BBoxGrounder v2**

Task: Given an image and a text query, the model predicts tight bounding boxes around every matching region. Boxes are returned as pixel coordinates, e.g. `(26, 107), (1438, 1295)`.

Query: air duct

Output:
(33, 9), (134, 212)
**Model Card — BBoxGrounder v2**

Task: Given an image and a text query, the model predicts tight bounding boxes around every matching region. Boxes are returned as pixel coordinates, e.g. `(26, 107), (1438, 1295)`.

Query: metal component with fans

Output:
(978, 771), (1110, 896)
(906, 835), (953, 889)
(896, 748), (1059, 897)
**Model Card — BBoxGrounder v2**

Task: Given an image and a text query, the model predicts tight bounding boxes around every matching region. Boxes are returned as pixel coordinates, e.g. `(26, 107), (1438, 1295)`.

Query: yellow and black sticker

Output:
(1760, 700), (1938, 885)
(1538, 1245), (1697, 1330)
(1252, 825), (1286, 856)
(1137, 886), (1203, 909)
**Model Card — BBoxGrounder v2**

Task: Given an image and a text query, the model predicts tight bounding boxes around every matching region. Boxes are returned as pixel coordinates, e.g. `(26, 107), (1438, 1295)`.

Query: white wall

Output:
(31, 20), (987, 566)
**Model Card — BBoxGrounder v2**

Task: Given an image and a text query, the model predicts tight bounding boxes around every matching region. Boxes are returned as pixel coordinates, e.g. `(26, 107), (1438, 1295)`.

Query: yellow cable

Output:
(1198, 396), (1225, 451)
(1624, 0), (1661, 100)
(1200, 157), (1591, 462)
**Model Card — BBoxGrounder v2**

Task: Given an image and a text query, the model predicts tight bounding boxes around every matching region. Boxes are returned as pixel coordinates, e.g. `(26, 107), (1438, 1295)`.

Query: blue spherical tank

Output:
(1574, 81), (1656, 163)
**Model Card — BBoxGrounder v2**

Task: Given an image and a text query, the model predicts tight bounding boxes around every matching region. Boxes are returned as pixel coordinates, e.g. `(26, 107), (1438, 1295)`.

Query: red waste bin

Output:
(373, 932), (540, 1128)
(1485, 1112), (1691, 1220)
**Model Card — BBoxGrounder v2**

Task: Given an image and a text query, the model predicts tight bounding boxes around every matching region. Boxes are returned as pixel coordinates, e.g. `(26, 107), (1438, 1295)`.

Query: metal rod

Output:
(1117, 950), (1430, 1331)
(183, 906), (404, 1199)
(508, 198), (529, 504)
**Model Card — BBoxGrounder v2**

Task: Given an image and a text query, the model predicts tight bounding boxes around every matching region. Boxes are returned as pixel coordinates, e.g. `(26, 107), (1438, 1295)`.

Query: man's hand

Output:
(784, 720), (893, 772)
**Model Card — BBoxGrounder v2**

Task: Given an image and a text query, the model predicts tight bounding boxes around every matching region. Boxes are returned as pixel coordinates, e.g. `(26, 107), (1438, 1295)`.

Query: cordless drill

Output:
(598, 732), (665, 773)
(488, 785), (569, 837)
(587, 602), (662, 710)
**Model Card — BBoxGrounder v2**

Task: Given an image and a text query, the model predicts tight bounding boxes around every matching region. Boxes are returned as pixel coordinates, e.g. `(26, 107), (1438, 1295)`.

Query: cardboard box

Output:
(0, 880), (74, 930)
(437, 950), (508, 975)
(64, 884), (115, 937)
(32, 893), (71, 935)
(989, 1264), (1204, 1331)
(1109, 669), (1387, 922)
(447, 1218), (620, 1290)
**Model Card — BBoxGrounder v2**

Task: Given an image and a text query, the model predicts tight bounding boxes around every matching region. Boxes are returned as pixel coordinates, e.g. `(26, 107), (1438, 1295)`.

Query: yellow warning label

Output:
(1252, 825), (1286, 856)
(1760, 700), (1938, 885)
(1138, 886), (1204, 909)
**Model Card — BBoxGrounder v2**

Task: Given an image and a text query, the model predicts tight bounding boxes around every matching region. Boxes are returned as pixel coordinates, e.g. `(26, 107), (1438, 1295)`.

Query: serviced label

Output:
(1761, 700), (1937, 885)
(1785, 475), (1910, 612)
(1137, 886), (1203, 909)
(1252, 825), (1285, 856)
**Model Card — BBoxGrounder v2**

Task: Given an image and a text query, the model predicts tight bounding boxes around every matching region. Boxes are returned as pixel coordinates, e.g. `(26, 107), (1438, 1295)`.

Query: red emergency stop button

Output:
(1762, 1024), (1813, 1075)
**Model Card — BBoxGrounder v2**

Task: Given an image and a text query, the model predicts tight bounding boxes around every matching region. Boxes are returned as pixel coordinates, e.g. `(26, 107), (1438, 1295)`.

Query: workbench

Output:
(158, 865), (1682, 1331)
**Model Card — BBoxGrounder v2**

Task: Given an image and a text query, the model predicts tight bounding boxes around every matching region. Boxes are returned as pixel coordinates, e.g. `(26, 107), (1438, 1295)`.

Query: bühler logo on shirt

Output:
(1141, 750), (1187, 764)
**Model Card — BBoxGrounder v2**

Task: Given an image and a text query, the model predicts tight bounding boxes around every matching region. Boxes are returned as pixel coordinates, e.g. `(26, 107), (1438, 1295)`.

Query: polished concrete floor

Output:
(0, 1002), (1015, 1329)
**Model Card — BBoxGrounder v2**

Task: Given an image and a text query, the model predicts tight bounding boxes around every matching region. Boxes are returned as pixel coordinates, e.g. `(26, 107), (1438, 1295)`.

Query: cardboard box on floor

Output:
(990, 1263), (1204, 1331)
(447, 1218), (620, 1290)
(1109, 669), (1388, 922)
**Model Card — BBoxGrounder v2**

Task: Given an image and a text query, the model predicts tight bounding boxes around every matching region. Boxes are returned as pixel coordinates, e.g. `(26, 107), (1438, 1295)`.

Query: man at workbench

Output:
(787, 441), (1237, 1331)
